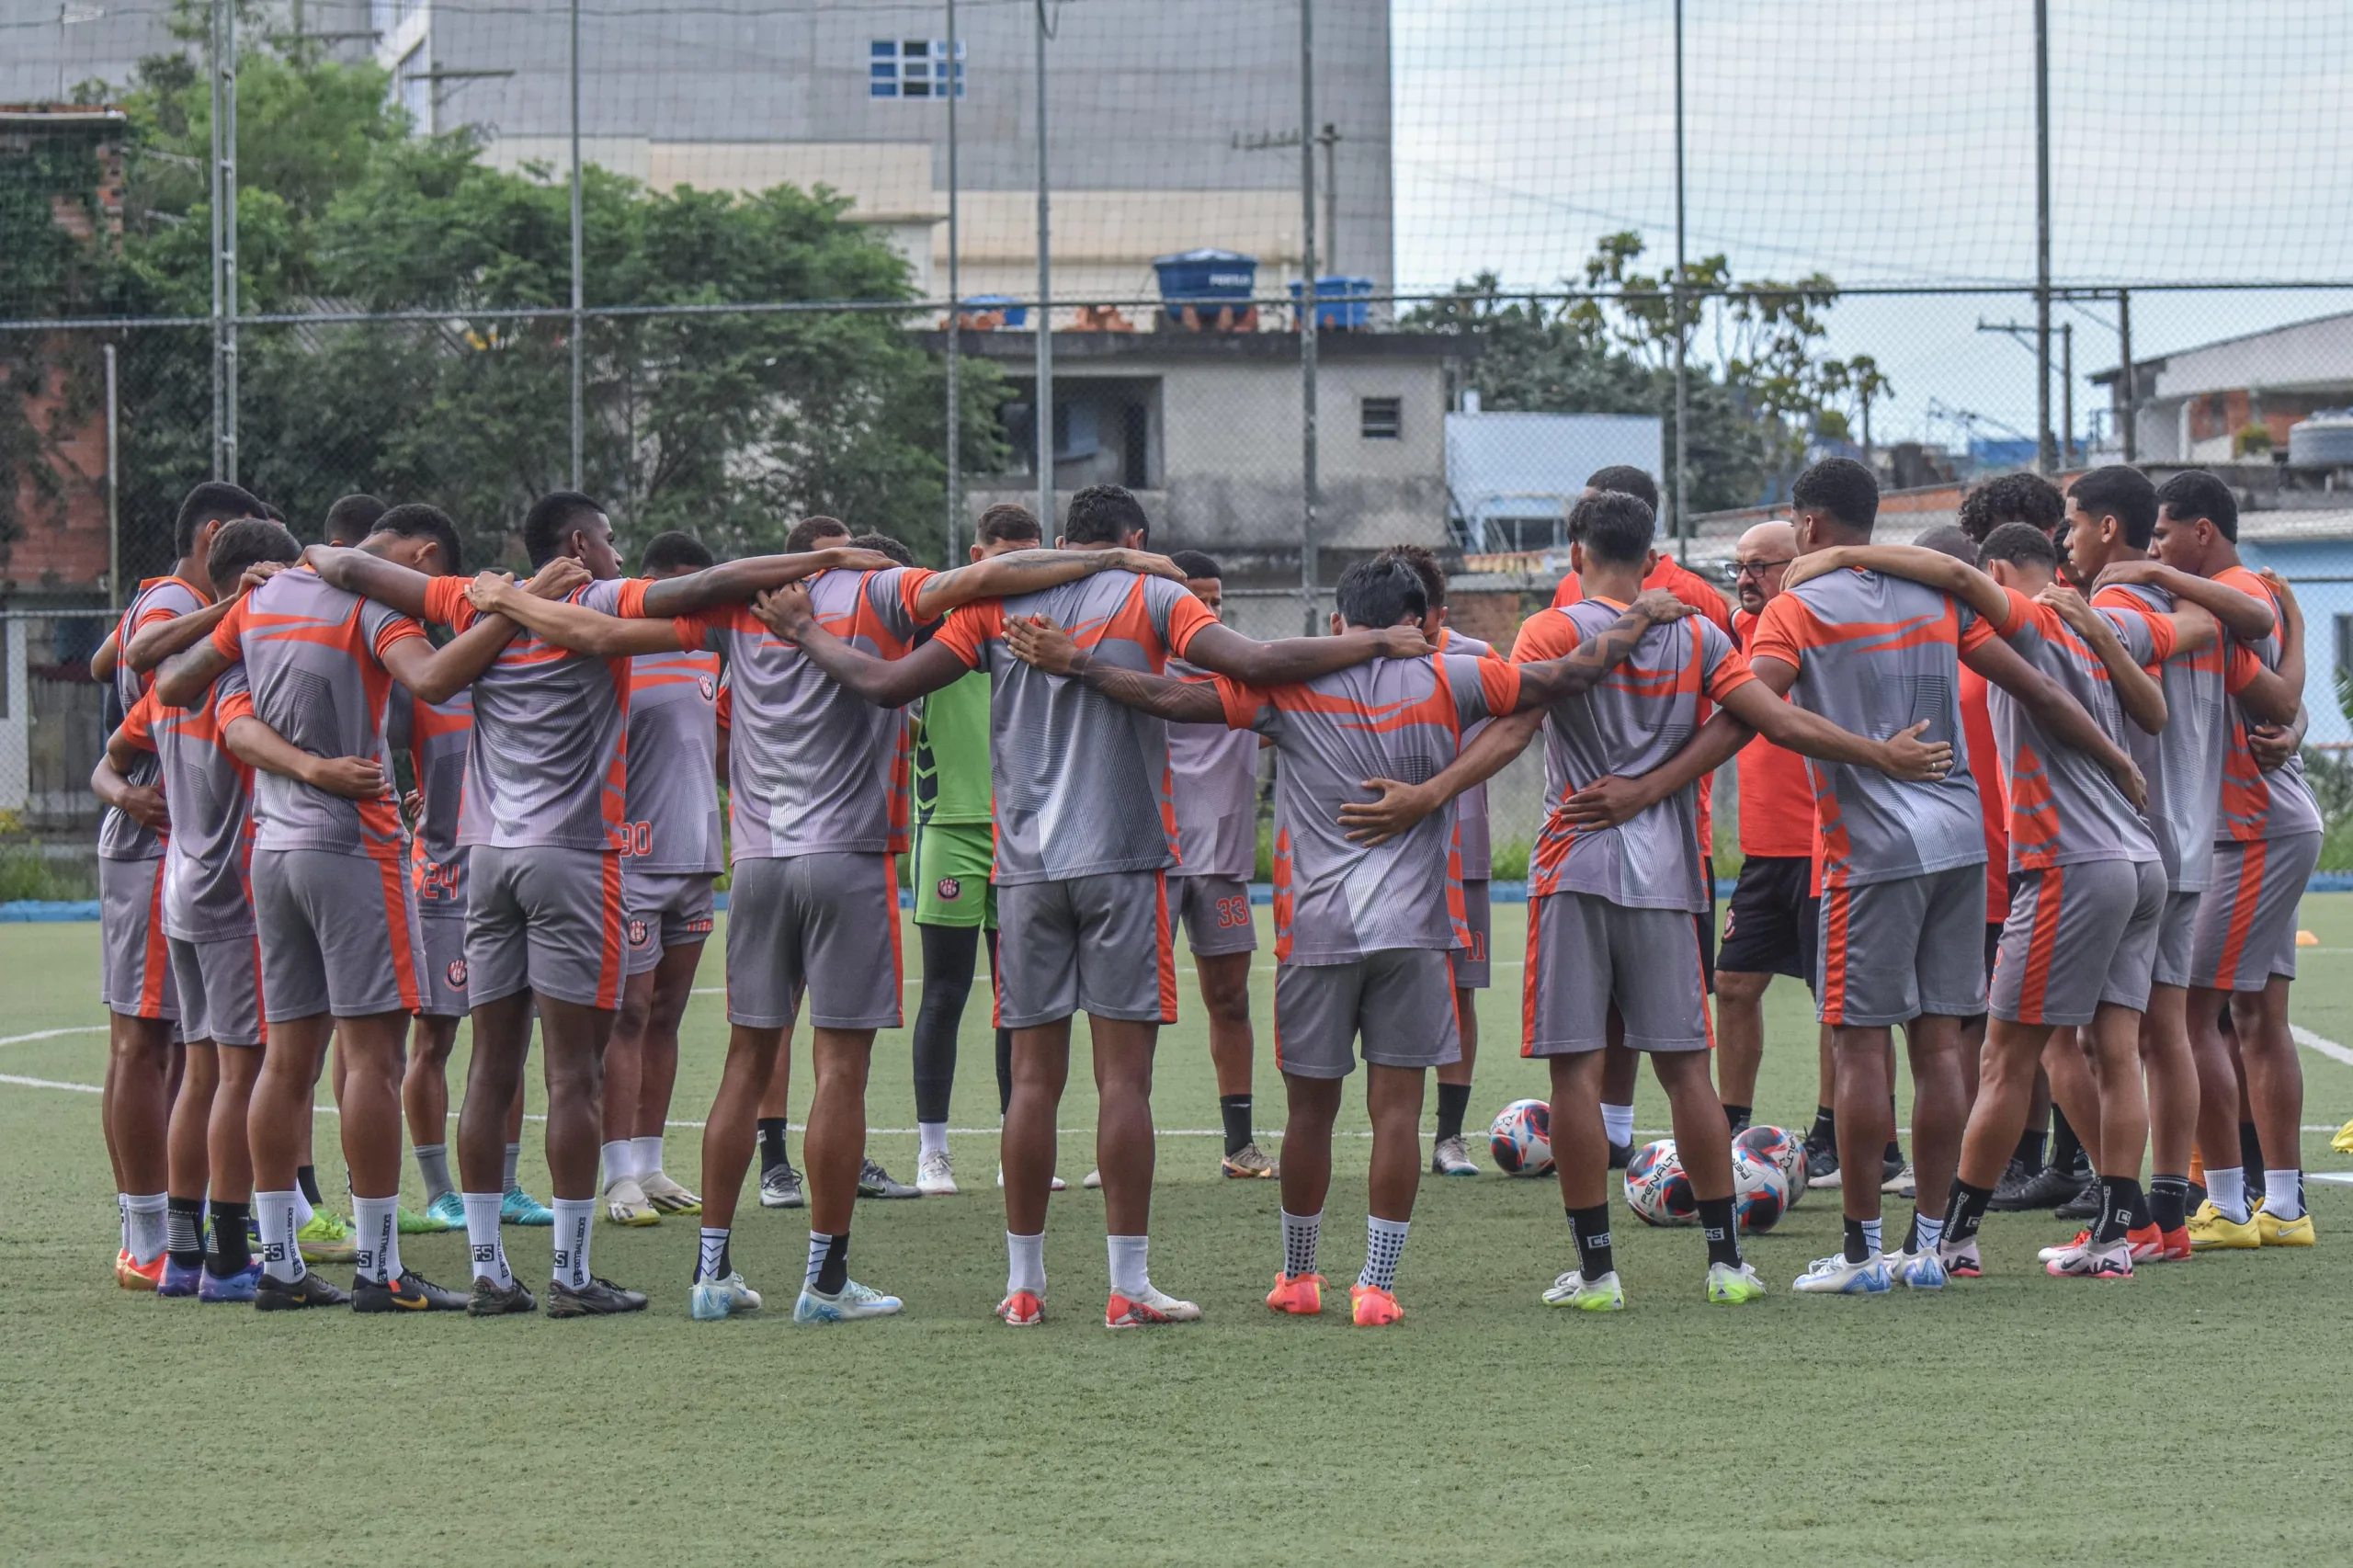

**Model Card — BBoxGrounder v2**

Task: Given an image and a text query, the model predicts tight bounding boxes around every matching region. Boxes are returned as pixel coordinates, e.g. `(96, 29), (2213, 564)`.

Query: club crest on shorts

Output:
(698, 675), (717, 701)
(628, 917), (650, 946)
(445, 959), (468, 988)
(937, 877), (961, 902)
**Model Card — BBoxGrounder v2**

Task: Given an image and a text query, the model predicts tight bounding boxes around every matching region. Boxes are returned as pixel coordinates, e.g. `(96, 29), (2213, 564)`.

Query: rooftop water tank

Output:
(1290, 275), (1374, 330)
(2288, 409), (2353, 468)
(1153, 249), (1257, 327)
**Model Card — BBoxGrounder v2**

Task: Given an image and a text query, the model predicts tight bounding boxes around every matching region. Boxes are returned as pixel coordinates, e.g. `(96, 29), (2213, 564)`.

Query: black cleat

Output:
(1984, 1156), (2044, 1210)
(467, 1275), (538, 1317)
(352, 1268), (466, 1313)
(858, 1158), (919, 1199)
(255, 1268), (350, 1312)
(1607, 1141), (1633, 1170)
(545, 1275), (649, 1318)
(2053, 1175), (2103, 1221)
(1990, 1158), (2092, 1211)
(1803, 1135), (1840, 1189)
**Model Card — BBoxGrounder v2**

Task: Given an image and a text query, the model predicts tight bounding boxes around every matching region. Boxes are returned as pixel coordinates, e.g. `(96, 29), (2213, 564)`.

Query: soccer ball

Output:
(1627, 1139), (1699, 1226)
(1732, 1149), (1790, 1234)
(1734, 1124), (1806, 1211)
(1488, 1098), (1553, 1177)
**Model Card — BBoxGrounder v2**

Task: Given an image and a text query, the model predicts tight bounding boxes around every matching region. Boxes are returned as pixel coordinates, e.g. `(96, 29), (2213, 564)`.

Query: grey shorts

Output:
(466, 844), (624, 1010)
(996, 869), (1176, 1030)
(1165, 873), (1256, 957)
(166, 932), (265, 1047)
(1524, 892), (1711, 1055)
(2152, 888), (2202, 992)
(1814, 864), (1988, 1028)
(251, 848), (425, 1022)
(1451, 878), (1492, 990)
(2190, 832), (2322, 993)
(1991, 859), (2165, 1027)
(725, 853), (902, 1031)
(1274, 949), (1461, 1078)
(623, 869), (717, 977)
(418, 915), (471, 1019)
(98, 856), (178, 1021)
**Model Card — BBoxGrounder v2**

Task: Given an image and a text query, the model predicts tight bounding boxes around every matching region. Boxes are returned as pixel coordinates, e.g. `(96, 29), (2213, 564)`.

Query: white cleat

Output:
(1104, 1282), (1201, 1327)
(689, 1271), (763, 1321)
(1082, 1169), (1103, 1190)
(916, 1149), (959, 1196)
(1791, 1252), (1893, 1294)
(2043, 1236), (2132, 1279)
(793, 1278), (904, 1323)
(1881, 1246), (1947, 1290)
(1542, 1268), (1625, 1311)
(995, 1164), (1067, 1192)
(1429, 1135), (1480, 1177)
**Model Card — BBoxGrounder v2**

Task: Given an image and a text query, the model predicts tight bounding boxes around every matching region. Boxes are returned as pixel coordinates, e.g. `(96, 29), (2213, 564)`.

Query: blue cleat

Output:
(501, 1186), (554, 1226)
(159, 1256), (205, 1298)
(199, 1260), (264, 1303)
(1791, 1252), (1893, 1295)
(792, 1278), (904, 1324)
(425, 1190), (468, 1232)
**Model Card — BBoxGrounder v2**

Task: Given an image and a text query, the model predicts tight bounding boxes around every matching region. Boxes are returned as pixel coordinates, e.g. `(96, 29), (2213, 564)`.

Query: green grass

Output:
(6, 899), (2353, 1565)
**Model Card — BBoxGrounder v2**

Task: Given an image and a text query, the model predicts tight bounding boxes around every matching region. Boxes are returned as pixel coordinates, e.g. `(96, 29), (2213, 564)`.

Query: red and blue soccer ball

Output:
(1488, 1098), (1553, 1177)
(1734, 1123), (1807, 1212)
(1731, 1149), (1790, 1233)
(1626, 1138), (1699, 1225)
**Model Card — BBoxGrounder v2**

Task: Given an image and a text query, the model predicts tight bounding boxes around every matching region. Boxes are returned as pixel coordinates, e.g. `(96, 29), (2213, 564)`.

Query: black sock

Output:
(207, 1200), (250, 1276)
(913, 923), (979, 1126)
(295, 1165), (324, 1207)
(988, 929), (1015, 1117)
(2126, 1182), (2154, 1231)
(757, 1119), (790, 1175)
(1220, 1094), (1255, 1156)
(2150, 1174), (2190, 1233)
(2052, 1107), (2085, 1174)
(1843, 1217), (1870, 1264)
(1809, 1105), (1835, 1144)
(2238, 1120), (2265, 1176)
(1698, 1196), (1742, 1268)
(1722, 1103), (1752, 1135)
(165, 1196), (205, 1267)
(1566, 1203), (1614, 1280)
(2013, 1125), (2048, 1171)
(815, 1230), (850, 1294)
(1433, 1082), (1472, 1146)
(1947, 1178), (1995, 1245)
(2093, 1176), (2141, 1244)
(1886, 1096), (1903, 1164)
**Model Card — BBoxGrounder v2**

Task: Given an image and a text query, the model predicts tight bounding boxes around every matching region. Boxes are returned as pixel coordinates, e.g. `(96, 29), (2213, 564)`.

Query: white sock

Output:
(2207, 1165), (2249, 1223)
(600, 1139), (636, 1187)
(462, 1191), (511, 1288)
(1861, 1217), (1883, 1257)
(919, 1121), (949, 1160)
(414, 1143), (454, 1202)
(1281, 1209), (1322, 1278)
(2263, 1167), (2304, 1221)
(1912, 1210), (1945, 1256)
(1006, 1231), (1046, 1297)
(1358, 1215), (1410, 1292)
(124, 1192), (167, 1265)
(503, 1142), (523, 1192)
(697, 1227), (731, 1282)
(1108, 1233), (1150, 1297)
(551, 1198), (594, 1289)
(256, 1190), (305, 1282)
(117, 1192), (131, 1252)
(631, 1133), (664, 1179)
(292, 1187), (315, 1228)
(1601, 1103), (1635, 1146)
(352, 1194), (401, 1284)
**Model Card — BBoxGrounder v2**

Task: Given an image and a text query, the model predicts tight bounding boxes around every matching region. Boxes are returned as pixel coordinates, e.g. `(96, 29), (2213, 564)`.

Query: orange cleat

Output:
(1266, 1271), (1325, 1315)
(1104, 1286), (1201, 1327)
(1348, 1283), (1404, 1326)
(2125, 1222), (2189, 1262)
(115, 1249), (165, 1291)
(995, 1290), (1045, 1326)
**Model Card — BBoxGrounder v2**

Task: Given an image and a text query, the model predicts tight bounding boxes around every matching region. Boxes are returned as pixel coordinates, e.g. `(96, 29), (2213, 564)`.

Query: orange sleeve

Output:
(897, 567), (937, 619)
(2141, 611), (2177, 665)
(1510, 609), (1581, 663)
(207, 596), (248, 659)
(1478, 655), (1522, 716)
(1550, 574), (1583, 608)
(1164, 591), (1219, 661)
(1666, 561), (1733, 631)
(1705, 644), (1757, 702)
(371, 615), (426, 661)
(932, 602), (1001, 670)
(612, 579), (652, 618)
(2224, 642), (2266, 695)
(1215, 674), (1268, 731)
(1745, 593), (1810, 670)
(119, 692), (159, 752)
(668, 609), (720, 654)
(421, 574), (478, 631)
(216, 686), (255, 727)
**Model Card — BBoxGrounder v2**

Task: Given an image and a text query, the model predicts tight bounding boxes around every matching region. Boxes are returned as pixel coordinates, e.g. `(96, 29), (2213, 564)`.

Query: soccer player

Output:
(2142, 471), (2321, 1248)
(155, 503), (544, 1311)
(1956, 471), (2066, 548)
(760, 483), (1428, 1327)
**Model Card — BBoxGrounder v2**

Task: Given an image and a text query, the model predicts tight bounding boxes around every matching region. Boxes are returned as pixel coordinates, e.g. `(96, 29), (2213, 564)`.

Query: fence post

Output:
(945, 0), (961, 563)
(1032, 0), (1052, 532)
(1299, 0), (1321, 634)
(104, 343), (119, 608)
(1671, 0), (1688, 561)
(569, 0), (585, 491)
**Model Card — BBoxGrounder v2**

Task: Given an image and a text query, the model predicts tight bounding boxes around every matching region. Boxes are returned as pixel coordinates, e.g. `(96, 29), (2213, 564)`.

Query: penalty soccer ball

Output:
(1488, 1098), (1553, 1177)
(1626, 1139), (1699, 1226)
(1734, 1124), (1806, 1211)
(1732, 1149), (1790, 1234)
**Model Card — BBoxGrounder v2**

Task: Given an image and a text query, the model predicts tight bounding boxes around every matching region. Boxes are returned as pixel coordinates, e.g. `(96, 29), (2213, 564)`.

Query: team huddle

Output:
(85, 453), (2320, 1326)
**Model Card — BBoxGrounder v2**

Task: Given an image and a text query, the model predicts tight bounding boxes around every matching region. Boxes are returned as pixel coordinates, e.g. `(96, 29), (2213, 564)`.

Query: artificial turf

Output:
(4, 896), (2350, 1566)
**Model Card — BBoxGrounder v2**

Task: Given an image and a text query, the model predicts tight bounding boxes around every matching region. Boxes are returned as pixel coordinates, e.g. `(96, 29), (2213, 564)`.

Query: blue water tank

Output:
(1153, 249), (1258, 324)
(957, 294), (1026, 328)
(1290, 275), (1374, 330)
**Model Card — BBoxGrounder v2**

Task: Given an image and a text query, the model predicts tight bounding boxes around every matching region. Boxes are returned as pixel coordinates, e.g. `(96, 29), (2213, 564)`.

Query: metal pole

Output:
(2118, 288), (2136, 463)
(570, 0), (585, 491)
(104, 343), (119, 608)
(1300, 0), (1320, 632)
(208, 0), (222, 481)
(1320, 122), (1338, 279)
(1033, 1), (1053, 532)
(2034, 0), (2052, 474)
(221, 0), (238, 485)
(1671, 0), (1688, 561)
(2061, 320), (2074, 469)
(945, 0), (961, 562)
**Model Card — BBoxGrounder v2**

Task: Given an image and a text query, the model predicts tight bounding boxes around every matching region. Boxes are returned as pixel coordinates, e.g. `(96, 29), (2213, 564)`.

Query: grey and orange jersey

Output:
(387, 686), (473, 915)
(1165, 653), (1259, 881)
(1513, 601), (1756, 914)
(665, 566), (933, 859)
(1746, 568), (1996, 890)
(1435, 627), (1496, 879)
(2211, 565), (2324, 843)
(933, 570), (1220, 886)
(120, 667), (256, 939)
(1984, 585), (2164, 870)
(2093, 580), (2256, 890)
(1219, 653), (1519, 963)
(99, 575), (209, 861)
(622, 647), (723, 873)
(424, 574), (640, 853)
(207, 567), (422, 861)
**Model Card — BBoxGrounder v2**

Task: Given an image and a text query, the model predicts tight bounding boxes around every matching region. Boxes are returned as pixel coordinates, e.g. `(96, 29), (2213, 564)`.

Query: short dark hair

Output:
(1375, 543), (1446, 609)
(1569, 490), (1656, 565)
(1914, 525), (1980, 567)
(784, 515), (850, 553)
(850, 530), (915, 567)
(323, 494), (387, 547)
(522, 490), (607, 568)
(1333, 557), (1427, 630)
(206, 517), (301, 586)
(1168, 550), (1222, 580)
(173, 481), (265, 558)
(2155, 470), (2238, 542)
(372, 503), (465, 575)
(1790, 458), (1878, 536)
(1063, 483), (1150, 546)
(1957, 472), (2064, 542)
(2068, 465), (2159, 550)
(640, 530), (714, 574)
(975, 503), (1041, 546)
(1980, 520), (2059, 571)
(1586, 465), (1660, 513)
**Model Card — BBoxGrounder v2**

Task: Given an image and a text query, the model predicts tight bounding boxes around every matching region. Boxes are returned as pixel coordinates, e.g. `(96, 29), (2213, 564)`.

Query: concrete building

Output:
(2094, 311), (2353, 465)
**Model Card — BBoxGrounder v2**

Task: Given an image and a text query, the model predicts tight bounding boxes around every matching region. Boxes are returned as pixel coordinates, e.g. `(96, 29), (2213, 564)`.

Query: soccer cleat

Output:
(2044, 1236), (2133, 1278)
(2037, 1229), (2095, 1263)
(1266, 1272), (1325, 1315)
(2151, 1226), (2193, 1261)
(1349, 1283), (1404, 1326)
(690, 1271), (764, 1322)
(794, 1279), (904, 1324)
(1804, 1138), (1842, 1189)
(758, 1161), (804, 1210)
(1881, 1246), (1947, 1290)
(1882, 1162), (1916, 1198)
(1541, 1268), (1625, 1311)
(1222, 1142), (1279, 1179)
(1989, 1159), (2087, 1212)
(638, 1171), (701, 1215)
(398, 1203), (457, 1234)
(2124, 1222), (2177, 1263)
(1104, 1284), (1201, 1328)
(1082, 1169), (1103, 1190)
(198, 1261), (263, 1303)
(2256, 1208), (2315, 1247)
(1792, 1253), (1893, 1294)
(1428, 1135), (1479, 1177)
(115, 1249), (165, 1290)
(1938, 1237), (1983, 1278)
(425, 1190), (468, 1232)
(296, 1210), (358, 1264)
(1607, 1141), (1634, 1171)
(603, 1176), (660, 1227)
(1707, 1261), (1768, 1304)
(159, 1256), (204, 1298)
(916, 1149), (960, 1196)
(996, 1290), (1045, 1326)
(995, 1165), (1068, 1192)
(501, 1186), (555, 1226)
(2333, 1116), (2353, 1154)
(857, 1159), (918, 1200)
(466, 1276), (538, 1317)
(352, 1268), (467, 1312)
(255, 1269), (349, 1311)
(2052, 1180), (2103, 1222)
(545, 1276), (650, 1317)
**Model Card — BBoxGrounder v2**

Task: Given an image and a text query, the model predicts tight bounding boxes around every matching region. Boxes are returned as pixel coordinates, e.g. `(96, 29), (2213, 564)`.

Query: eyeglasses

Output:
(1730, 557), (1796, 579)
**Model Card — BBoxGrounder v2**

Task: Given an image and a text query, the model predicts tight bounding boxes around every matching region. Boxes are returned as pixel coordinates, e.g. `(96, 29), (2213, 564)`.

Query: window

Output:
(1360, 396), (1402, 439)
(870, 39), (966, 98)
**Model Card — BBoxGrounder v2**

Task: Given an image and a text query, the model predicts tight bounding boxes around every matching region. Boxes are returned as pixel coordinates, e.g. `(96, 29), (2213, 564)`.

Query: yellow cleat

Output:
(2186, 1200), (2260, 1251)
(2256, 1207), (2315, 1247)
(2332, 1117), (2353, 1154)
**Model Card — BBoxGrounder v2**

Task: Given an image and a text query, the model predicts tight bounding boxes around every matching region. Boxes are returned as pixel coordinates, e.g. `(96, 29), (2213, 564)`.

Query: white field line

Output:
(2290, 1025), (2353, 1067)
